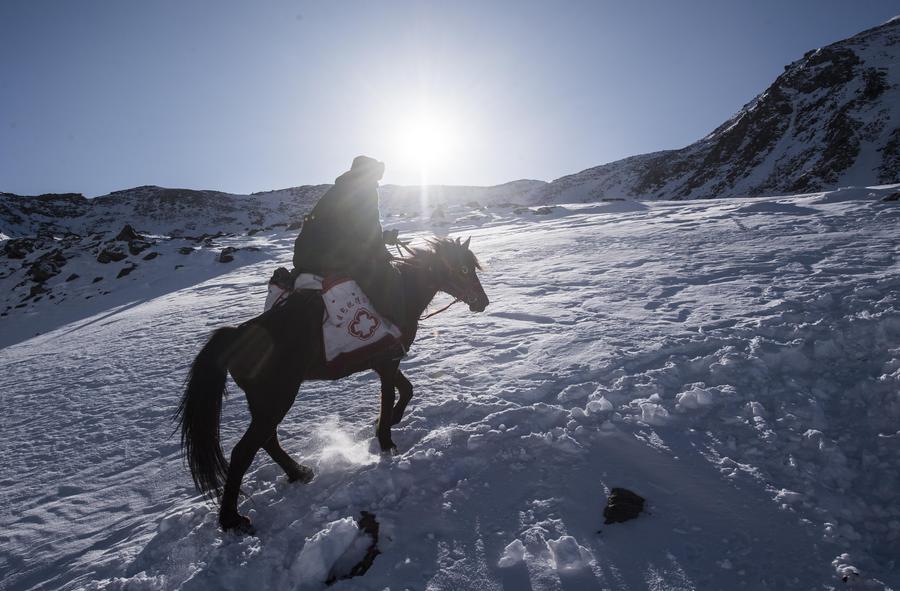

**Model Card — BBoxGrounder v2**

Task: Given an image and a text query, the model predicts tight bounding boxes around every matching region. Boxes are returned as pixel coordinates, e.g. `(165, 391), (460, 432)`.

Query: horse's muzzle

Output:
(468, 294), (489, 312)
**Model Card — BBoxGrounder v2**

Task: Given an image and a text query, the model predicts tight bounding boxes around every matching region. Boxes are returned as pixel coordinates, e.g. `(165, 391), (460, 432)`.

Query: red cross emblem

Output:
(349, 308), (380, 339)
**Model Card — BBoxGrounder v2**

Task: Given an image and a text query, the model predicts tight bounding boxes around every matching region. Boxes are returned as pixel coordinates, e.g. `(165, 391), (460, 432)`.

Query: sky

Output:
(1, 1), (897, 197)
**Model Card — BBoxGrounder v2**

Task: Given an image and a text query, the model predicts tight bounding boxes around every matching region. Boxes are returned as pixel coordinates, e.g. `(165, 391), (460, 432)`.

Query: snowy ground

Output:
(2, 186), (899, 590)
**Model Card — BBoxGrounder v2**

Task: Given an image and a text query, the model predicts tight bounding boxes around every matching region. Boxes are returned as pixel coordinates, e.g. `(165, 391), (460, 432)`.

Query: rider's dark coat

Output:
(292, 157), (403, 325)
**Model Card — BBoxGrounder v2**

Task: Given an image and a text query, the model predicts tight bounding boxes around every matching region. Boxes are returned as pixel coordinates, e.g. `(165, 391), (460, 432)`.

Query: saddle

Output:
(265, 267), (404, 373)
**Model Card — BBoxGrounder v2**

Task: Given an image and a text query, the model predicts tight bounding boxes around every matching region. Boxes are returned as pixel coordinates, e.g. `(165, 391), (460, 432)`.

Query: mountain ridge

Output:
(534, 16), (900, 203)
(2, 17), (898, 238)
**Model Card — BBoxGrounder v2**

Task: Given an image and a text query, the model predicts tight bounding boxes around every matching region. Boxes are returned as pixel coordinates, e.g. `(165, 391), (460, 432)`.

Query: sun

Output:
(392, 108), (459, 182)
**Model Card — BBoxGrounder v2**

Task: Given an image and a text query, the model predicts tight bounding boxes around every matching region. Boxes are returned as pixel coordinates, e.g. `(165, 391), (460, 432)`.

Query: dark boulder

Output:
(186, 231), (226, 243)
(26, 249), (67, 282)
(218, 246), (238, 263)
(97, 245), (127, 264)
(30, 261), (57, 282)
(142, 251), (159, 260)
(128, 239), (152, 256)
(116, 264), (137, 279)
(115, 224), (144, 242)
(3, 238), (38, 259)
(603, 488), (645, 524)
(27, 283), (47, 300)
(178, 247), (194, 255)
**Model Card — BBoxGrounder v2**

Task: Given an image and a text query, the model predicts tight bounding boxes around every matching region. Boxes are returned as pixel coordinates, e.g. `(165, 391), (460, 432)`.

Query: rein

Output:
(419, 297), (461, 320)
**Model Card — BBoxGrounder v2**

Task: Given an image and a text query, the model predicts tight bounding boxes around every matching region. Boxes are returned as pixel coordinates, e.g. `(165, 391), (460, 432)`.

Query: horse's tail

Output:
(175, 326), (241, 502)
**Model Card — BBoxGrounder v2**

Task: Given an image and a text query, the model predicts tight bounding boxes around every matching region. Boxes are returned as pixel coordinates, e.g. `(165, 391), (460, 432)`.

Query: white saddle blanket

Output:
(265, 273), (402, 363)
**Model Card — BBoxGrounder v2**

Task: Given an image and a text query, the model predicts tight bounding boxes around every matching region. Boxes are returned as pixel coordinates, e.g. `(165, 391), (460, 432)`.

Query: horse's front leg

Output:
(391, 371), (413, 426)
(375, 363), (399, 454)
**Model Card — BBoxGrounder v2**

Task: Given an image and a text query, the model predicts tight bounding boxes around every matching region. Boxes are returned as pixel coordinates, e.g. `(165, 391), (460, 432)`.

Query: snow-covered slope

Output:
(536, 17), (900, 202)
(378, 179), (547, 214)
(0, 181), (548, 242)
(2, 186), (898, 590)
(0, 180), (556, 332)
(0, 194), (558, 349)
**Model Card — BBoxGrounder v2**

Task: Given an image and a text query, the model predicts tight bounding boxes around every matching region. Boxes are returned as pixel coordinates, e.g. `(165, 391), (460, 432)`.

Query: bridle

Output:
(393, 240), (474, 320)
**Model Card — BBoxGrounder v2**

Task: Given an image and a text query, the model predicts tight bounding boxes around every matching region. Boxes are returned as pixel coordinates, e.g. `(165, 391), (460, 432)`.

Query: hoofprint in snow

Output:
(1, 186), (898, 590)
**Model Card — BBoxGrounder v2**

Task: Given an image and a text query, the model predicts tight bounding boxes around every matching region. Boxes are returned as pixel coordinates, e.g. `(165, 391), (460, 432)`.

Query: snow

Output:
(546, 536), (594, 572)
(289, 517), (369, 586)
(2, 185), (900, 590)
(498, 539), (526, 568)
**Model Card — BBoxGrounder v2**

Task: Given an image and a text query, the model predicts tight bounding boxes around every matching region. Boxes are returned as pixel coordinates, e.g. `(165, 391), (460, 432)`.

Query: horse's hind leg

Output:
(219, 419), (271, 532)
(220, 385), (299, 533)
(263, 433), (313, 484)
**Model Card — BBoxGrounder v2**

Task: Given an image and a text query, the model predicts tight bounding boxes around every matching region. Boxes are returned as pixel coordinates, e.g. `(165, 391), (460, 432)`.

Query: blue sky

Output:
(1, 1), (897, 196)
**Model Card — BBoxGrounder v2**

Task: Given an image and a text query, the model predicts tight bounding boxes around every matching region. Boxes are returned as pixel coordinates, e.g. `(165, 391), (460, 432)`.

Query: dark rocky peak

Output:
(0, 191), (89, 214)
(0, 192), (91, 238)
(252, 184), (330, 200)
(536, 16), (900, 203)
(114, 224), (144, 242)
(94, 185), (240, 208)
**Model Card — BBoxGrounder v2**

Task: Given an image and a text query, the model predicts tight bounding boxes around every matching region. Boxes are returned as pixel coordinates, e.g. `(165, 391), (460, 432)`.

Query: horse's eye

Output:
(460, 266), (469, 275)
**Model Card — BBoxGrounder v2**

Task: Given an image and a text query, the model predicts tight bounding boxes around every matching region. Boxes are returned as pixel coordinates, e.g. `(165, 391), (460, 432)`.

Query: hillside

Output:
(536, 17), (900, 202)
(4, 17), (899, 332)
(2, 186), (899, 590)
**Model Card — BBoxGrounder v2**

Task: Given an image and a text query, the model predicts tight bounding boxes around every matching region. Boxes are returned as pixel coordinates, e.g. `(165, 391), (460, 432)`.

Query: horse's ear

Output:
(462, 237), (471, 249)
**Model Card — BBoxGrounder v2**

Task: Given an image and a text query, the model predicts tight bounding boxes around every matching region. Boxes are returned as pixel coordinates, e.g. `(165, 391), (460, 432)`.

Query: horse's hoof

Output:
(288, 465), (315, 484)
(221, 514), (255, 535)
(380, 445), (399, 457)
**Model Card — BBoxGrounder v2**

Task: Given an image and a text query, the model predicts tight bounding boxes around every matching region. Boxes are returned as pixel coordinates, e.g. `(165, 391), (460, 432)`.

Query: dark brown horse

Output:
(175, 237), (488, 532)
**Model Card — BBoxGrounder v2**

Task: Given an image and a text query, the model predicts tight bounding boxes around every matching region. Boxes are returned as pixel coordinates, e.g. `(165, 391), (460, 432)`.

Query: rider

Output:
(292, 155), (404, 326)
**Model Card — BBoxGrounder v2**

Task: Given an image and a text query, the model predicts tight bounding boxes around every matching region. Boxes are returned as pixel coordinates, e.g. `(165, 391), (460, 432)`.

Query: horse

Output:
(175, 237), (489, 533)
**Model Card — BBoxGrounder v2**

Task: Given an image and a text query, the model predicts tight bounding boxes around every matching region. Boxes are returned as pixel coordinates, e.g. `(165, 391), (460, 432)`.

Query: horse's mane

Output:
(394, 237), (481, 271)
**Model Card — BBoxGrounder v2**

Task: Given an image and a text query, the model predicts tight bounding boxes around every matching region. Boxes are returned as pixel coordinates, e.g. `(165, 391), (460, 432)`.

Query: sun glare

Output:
(392, 108), (459, 183)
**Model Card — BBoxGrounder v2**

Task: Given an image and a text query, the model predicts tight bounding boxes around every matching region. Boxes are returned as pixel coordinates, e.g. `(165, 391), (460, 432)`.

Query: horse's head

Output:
(429, 237), (489, 312)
